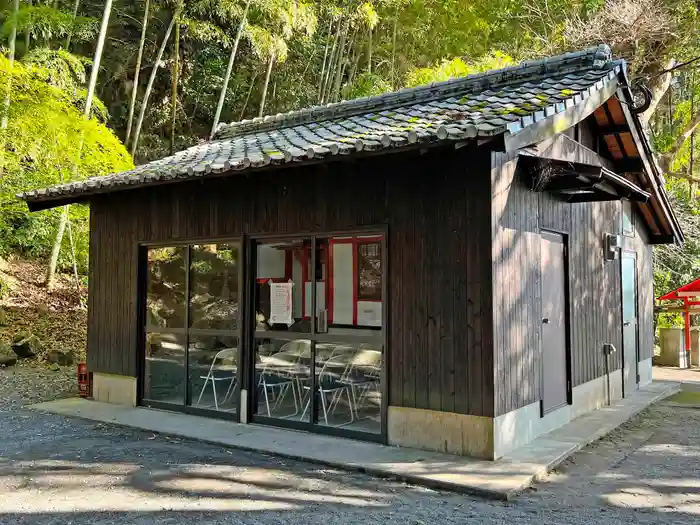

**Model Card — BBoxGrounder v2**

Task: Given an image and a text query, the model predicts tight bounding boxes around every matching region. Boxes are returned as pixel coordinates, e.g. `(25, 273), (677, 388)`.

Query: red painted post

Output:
(685, 298), (692, 368)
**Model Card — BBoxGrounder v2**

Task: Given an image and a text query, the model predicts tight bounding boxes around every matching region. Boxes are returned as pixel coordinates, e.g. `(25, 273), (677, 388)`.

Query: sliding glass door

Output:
(249, 232), (386, 438)
(142, 241), (242, 417)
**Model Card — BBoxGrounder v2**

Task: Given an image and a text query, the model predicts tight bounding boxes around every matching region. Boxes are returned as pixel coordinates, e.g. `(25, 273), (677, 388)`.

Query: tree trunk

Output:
(258, 53), (275, 118)
(65, 0), (81, 49)
(125, 0), (150, 147)
(334, 27), (356, 101)
(131, 14), (176, 159)
(390, 7), (398, 88)
(24, 0), (32, 54)
(170, 16), (180, 155)
(239, 71), (258, 120)
(46, 0), (113, 290)
(46, 206), (68, 290)
(331, 18), (350, 103)
(347, 30), (364, 90)
(367, 26), (372, 74)
(659, 112), (700, 172)
(83, 0), (112, 118)
(639, 58), (676, 129)
(210, 0), (251, 139)
(317, 18), (334, 102)
(2, 0), (20, 130)
(321, 17), (342, 103)
(66, 217), (82, 299)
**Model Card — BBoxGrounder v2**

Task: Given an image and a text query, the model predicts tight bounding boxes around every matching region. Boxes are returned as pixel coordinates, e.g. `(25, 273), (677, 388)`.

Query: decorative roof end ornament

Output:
(630, 80), (653, 114)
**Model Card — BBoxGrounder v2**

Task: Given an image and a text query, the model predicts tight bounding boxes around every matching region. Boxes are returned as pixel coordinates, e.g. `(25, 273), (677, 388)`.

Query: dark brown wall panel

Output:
(87, 146), (495, 417)
(491, 149), (633, 416)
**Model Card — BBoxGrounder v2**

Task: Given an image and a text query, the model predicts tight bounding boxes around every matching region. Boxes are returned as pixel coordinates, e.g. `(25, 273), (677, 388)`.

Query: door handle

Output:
(623, 321), (631, 326)
(542, 318), (550, 324)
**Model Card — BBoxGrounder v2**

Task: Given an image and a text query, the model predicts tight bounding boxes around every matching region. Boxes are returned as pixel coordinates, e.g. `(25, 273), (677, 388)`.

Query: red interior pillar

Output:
(685, 298), (692, 368)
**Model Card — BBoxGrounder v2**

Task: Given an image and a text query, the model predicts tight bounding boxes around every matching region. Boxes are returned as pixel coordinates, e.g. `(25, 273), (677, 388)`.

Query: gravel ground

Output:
(1, 367), (699, 524)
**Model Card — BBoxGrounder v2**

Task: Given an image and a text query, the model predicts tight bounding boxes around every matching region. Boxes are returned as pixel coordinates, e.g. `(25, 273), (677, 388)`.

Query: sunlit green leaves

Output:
(2, 6), (98, 43)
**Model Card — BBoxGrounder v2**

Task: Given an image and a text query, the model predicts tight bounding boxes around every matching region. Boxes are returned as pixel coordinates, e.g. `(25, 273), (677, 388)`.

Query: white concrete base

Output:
(387, 406), (494, 459)
(493, 369), (623, 459)
(571, 368), (623, 419)
(638, 357), (652, 387)
(92, 373), (137, 406)
(239, 389), (248, 423)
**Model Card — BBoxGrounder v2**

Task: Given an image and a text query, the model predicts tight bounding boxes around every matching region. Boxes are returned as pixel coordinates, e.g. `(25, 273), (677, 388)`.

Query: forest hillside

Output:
(1, 0), (700, 358)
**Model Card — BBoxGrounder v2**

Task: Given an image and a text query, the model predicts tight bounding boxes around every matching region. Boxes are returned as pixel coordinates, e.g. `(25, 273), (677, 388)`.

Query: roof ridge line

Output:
(214, 44), (614, 140)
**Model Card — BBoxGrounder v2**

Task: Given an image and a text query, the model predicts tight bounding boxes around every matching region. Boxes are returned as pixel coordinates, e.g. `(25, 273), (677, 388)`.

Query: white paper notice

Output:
(269, 281), (293, 326)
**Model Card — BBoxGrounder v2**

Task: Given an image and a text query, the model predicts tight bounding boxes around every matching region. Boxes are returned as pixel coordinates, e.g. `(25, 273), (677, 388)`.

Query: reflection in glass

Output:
(312, 237), (384, 433)
(143, 332), (186, 403)
(357, 241), (382, 301)
(189, 244), (240, 330)
(254, 338), (310, 420)
(254, 239), (311, 333)
(188, 335), (239, 412)
(146, 247), (187, 328)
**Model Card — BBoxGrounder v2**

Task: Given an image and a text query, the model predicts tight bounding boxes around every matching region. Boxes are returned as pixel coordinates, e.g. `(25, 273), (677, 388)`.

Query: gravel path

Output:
(1, 367), (699, 524)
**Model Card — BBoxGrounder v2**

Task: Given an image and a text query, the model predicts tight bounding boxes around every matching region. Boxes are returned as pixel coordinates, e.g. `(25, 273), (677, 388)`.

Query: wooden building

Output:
(19, 45), (682, 459)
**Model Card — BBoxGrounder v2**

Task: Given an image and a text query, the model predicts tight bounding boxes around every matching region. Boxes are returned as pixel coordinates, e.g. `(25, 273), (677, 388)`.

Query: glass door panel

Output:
(253, 239), (312, 422)
(144, 332), (186, 403)
(144, 246), (187, 404)
(187, 243), (242, 413)
(313, 236), (383, 433)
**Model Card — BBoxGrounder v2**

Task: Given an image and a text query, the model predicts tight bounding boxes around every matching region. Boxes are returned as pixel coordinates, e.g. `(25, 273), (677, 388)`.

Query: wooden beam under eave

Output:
(615, 88), (679, 240)
(639, 201), (662, 236)
(522, 133), (616, 170)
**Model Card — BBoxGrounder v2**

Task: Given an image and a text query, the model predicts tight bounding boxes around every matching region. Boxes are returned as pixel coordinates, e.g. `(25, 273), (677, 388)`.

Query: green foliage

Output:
(342, 72), (391, 99)
(22, 48), (87, 90)
(2, 6), (98, 43)
(0, 54), (132, 272)
(181, 18), (233, 48)
(405, 51), (514, 87)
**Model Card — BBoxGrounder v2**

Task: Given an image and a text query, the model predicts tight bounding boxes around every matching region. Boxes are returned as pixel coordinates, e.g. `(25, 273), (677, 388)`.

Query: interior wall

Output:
(87, 145), (496, 417)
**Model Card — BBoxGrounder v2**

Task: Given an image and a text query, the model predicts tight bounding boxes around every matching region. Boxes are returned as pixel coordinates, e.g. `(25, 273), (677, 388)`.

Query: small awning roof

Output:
(519, 152), (650, 204)
(658, 279), (700, 301)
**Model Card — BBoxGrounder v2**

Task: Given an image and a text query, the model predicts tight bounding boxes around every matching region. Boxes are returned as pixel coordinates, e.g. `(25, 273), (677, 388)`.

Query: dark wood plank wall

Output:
(87, 146), (495, 417)
(87, 196), (140, 377)
(490, 132), (657, 416)
(491, 150), (543, 417)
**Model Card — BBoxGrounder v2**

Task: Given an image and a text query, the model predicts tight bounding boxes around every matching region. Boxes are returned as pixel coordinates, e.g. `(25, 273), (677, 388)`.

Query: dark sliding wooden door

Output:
(540, 232), (569, 414)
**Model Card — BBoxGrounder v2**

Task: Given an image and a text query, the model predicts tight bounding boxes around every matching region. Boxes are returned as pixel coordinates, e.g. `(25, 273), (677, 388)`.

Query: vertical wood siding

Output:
(491, 148), (641, 416)
(87, 146), (495, 417)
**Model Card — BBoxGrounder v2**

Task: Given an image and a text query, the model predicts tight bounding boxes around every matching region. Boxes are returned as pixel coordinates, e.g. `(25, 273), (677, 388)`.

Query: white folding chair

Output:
(340, 346), (382, 419)
(257, 339), (310, 417)
(195, 347), (238, 410)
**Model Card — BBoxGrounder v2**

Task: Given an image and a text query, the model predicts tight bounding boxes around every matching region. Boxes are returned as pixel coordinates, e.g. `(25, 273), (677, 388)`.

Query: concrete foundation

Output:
(493, 368), (623, 458)
(94, 364), (640, 460)
(92, 373), (137, 406)
(387, 406), (494, 459)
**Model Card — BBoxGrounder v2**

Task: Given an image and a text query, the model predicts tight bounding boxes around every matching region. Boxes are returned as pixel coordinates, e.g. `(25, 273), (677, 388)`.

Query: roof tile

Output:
(19, 45), (625, 203)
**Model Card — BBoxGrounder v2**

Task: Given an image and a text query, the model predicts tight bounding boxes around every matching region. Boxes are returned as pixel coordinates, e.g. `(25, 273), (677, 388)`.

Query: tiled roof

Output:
(19, 44), (624, 204)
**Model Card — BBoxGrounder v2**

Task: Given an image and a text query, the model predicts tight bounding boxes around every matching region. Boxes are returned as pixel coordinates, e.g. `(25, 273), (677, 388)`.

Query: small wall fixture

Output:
(604, 233), (622, 261)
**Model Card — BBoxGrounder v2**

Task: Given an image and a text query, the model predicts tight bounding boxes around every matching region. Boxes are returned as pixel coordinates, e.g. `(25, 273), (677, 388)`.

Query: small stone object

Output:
(0, 355), (17, 367)
(11, 332), (40, 359)
(47, 362), (60, 372)
(47, 350), (73, 366)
